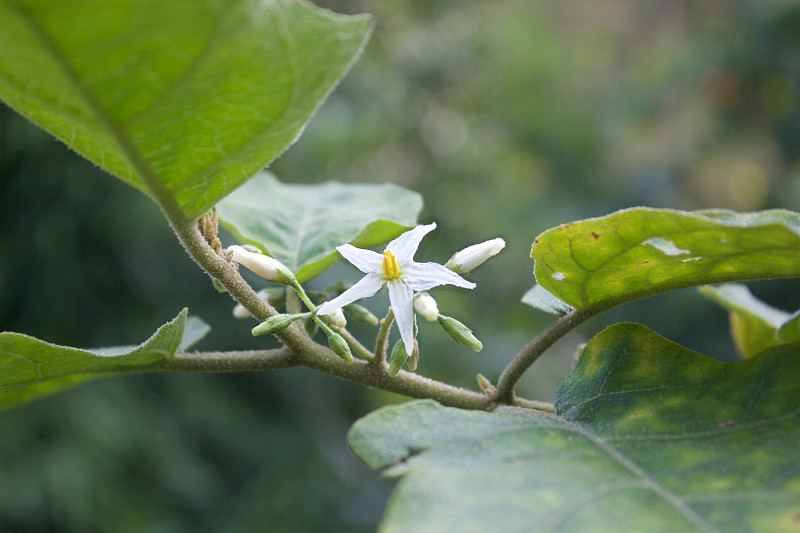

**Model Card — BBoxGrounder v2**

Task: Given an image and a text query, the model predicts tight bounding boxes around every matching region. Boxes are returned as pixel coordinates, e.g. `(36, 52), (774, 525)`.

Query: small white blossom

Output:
(445, 238), (506, 275)
(228, 245), (294, 284)
(413, 292), (439, 322)
(315, 223), (474, 356)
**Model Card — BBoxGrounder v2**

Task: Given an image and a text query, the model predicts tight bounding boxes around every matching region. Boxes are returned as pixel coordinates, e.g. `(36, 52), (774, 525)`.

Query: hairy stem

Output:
(158, 347), (493, 409)
(339, 328), (375, 361)
(496, 308), (595, 405)
(152, 348), (295, 372)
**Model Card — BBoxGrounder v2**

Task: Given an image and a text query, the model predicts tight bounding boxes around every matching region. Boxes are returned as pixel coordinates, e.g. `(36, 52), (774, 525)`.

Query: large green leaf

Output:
(532, 208), (800, 312)
(349, 324), (800, 533)
(0, 0), (373, 219)
(0, 310), (207, 409)
(218, 172), (423, 282)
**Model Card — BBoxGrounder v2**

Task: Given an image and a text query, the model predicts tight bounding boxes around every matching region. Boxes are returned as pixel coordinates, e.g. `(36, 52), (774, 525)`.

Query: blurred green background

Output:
(2, 1), (800, 531)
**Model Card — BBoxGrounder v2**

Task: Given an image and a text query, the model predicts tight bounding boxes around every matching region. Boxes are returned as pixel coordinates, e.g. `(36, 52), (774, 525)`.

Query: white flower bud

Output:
(445, 238), (506, 275)
(232, 303), (252, 319)
(228, 245), (294, 284)
(413, 292), (439, 321)
(320, 308), (347, 328)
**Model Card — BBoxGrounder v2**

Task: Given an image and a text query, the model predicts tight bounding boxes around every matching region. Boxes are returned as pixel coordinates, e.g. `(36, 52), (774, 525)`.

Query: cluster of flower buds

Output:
(226, 228), (504, 371)
(228, 244), (361, 362)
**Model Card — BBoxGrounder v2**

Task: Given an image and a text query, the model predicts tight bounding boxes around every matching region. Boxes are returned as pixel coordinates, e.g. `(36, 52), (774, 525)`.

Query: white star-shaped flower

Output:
(315, 223), (475, 356)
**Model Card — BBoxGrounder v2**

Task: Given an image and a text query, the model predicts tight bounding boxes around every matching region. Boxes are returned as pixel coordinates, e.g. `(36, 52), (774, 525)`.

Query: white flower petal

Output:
(401, 262), (476, 291)
(387, 280), (415, 356)
(316, 273), (384, 315)
(386, 223), (436, 262)
(337, 244), (383, 274)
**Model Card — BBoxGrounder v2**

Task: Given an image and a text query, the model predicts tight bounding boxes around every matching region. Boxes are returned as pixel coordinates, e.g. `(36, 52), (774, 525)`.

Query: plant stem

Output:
(496, 308), (594, 405)
(513, 398), (556, 413)
(145, 347), (552, 412)
(339, 328), (375, 361)
(152, 349), (295, 372)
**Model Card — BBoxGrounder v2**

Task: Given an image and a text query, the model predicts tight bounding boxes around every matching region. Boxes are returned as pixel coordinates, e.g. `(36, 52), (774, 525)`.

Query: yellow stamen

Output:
(382, 249), (401, 279)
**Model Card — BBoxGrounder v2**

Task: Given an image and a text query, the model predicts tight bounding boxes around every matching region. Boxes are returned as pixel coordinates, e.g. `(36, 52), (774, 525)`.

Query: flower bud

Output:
(252, 314), (297, 336)
(444, 238), (505, 275)
(437, 315), (483, 351)
(212, 278), (226, 293)
(344, 304), (379, 326)
(327, 331), (354, 362)
(388, 339), (409, 376)
(228, 245), (294, 284)
(320, 308), (347, 328)
(407, 339), (419, 372)
(232, 288), (286, 319)
(476, 373), (498, 399)
(233, 303), (252, 319)
(413, 292), (439, 322)
(304, 315), (319, 337)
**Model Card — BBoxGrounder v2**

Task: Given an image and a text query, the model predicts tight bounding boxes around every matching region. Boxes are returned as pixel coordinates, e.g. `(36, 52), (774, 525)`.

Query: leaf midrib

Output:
(416, 412), (721, 532)
(12, 2), (188, 223)
(556, 417), (720, 532)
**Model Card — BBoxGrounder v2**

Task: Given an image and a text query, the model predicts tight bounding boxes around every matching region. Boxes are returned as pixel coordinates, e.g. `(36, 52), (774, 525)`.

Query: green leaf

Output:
(350, 324), (800, 533)
(0, 0), (373, 219)
(0, 310), (201, 409)
(699, 284), (791, 358)
(178, 315), (212, 352)
(218, 172), (423, 282)
(533, 208), (800, 313)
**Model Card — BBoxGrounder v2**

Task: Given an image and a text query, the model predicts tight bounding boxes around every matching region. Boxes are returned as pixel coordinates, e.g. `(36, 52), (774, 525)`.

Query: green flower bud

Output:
(437, 315), (483, 351)
(407, 339), (419, 372)
(344, 304), (379, 326)
(327, 331), (354, 362)
(388, 339), (409, 376)
(252, 314), (298, 336)
(476, 373), (498, 399)
(212, 278), (226, 293)
(304, 316), (319, 337)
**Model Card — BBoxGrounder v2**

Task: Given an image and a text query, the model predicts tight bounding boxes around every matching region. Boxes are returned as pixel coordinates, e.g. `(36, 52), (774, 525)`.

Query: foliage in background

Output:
(2, 1), (800, 531)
